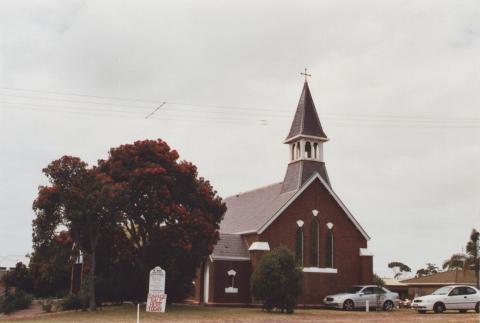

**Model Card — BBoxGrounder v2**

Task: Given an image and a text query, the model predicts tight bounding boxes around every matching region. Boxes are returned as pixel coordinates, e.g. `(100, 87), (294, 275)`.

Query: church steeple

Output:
(281, 79), (330, 193)
(284, 81), (328, 143)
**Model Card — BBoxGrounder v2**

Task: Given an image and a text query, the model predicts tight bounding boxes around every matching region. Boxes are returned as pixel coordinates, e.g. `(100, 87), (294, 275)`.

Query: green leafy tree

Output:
(1, 262), (33, 293)
(415, 263), (440, 277)
(441, 228), (479, 288)
(466, 229), (479, 288)
(442, 253), (467, 270)
(28, 231), (73, 297)
(251, 246), (303, 314)
(388, 261), (411, 279)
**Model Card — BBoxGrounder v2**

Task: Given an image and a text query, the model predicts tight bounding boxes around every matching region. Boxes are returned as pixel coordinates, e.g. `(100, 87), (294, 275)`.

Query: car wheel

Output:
(343, 299), (354, 311)
(418, 310), (427, 314)
(433, 302), (445, 314)
(476, 302), (479, 313)
(383, 300), (394, 311)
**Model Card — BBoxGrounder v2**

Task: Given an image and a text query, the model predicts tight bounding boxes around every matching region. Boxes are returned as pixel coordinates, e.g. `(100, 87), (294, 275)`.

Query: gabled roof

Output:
(210, 233), (250, 261)
(257, 173), (370, 240)
(219, 173), (370, 241)
(285, 82), (328, 143)
(219, 183), (296, 234)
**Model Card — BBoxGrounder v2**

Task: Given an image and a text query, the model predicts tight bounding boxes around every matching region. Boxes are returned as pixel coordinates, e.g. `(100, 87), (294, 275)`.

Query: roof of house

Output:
(401, 269), (477, 285)
(383, 278), (407, 286)
(219, 182), (296, 234)
(210, 233), (250, 260)
(285, 82), (328, 142)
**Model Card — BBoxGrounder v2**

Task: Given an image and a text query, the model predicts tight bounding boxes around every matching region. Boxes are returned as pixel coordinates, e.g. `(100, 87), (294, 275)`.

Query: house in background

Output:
(400, 269), (477, 298)
(193, 80), (373, 306)
(382, 278), (408, 300)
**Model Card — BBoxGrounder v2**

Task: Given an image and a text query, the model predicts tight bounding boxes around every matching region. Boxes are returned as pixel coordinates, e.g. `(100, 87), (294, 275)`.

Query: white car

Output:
(411, 285), (480, 314)
(323, 285), (400, 311)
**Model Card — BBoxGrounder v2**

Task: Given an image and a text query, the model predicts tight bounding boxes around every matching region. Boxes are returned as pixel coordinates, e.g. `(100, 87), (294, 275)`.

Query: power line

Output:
(0, 93), (153, 110)
(0, 103), (275, 126)
(0, 86), (479, 128)
(0, 86), (159, 104)
(1, 87), (479, 123)
(2, 103), (479, 129)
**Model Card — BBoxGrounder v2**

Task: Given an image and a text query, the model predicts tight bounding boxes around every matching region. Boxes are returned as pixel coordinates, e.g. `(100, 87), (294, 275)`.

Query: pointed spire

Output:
(284, 82), (328, 143)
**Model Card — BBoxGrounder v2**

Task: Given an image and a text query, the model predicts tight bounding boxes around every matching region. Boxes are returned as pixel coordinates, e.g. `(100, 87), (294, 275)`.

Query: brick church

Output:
(193, 80), (373, 306)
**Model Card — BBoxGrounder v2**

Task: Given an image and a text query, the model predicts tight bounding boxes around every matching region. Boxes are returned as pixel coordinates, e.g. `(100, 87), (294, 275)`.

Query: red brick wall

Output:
(242, 233), (259, 247)
(209, 260), (251, 304)
(259, 179), (370, 304)
(360, 256), (373, 285)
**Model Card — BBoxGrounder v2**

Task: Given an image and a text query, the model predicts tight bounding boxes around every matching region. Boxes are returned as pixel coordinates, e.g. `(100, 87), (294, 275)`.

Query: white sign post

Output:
(146, 266), (167, 313)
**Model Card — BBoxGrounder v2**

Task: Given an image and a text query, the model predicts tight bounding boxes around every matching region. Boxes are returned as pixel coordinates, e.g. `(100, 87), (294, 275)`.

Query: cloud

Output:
(0, 0), (478, 274)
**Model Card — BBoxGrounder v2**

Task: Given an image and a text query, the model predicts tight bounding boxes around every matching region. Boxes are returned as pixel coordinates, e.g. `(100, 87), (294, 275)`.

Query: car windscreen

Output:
(431, 286), (453, 295)
(344, 286), (363, 294)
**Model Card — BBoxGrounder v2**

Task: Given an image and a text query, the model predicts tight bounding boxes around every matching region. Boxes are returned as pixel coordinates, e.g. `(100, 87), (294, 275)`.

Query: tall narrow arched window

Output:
(295, 228), (303, 266)
(313, 143), (318, 159)
(296, 143), (301, 159)
(291, 145), (295, 161)
(305, 142), (312, 158)
(326, 229), (333, 268)
(310, 219), (319, 267)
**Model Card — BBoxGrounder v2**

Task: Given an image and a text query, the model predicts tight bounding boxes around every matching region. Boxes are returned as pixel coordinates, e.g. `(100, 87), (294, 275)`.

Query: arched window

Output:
(310, 219), (319, 267)
(291, 145), (295, 161)
(326, 229), (333, 268)
(295, 228), (303, 266)
(305, 142), (312, 158)
(296, 143), (300, 159)
(313, 143), (318, 159)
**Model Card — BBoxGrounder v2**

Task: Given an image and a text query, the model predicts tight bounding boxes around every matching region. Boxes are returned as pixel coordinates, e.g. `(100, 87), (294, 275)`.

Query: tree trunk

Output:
(88, 248), (96, 311)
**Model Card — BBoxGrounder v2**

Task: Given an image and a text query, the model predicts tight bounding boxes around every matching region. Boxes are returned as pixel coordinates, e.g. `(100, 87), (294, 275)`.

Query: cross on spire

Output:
(301, 68), (311, 82)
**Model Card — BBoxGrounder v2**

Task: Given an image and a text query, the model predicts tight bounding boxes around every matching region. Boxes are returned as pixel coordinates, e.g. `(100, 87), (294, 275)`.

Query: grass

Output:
(0, 304), (479, 323)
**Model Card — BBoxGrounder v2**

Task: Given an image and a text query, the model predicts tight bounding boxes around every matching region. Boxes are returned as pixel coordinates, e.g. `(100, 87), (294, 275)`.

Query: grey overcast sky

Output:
(0, 0), (479, 278)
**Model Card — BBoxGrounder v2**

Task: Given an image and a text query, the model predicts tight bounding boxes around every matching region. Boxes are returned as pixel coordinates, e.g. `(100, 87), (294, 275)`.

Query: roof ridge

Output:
(225, 181), (283, 199)
(218, 233), (241, 237)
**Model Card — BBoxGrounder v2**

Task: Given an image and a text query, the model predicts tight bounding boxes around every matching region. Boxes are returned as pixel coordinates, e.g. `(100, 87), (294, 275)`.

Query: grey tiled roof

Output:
(219, 182), (296, 234)
(281, 160), (330, 193)
(211, 233), (250, 260)
(285, 82), (328, 141)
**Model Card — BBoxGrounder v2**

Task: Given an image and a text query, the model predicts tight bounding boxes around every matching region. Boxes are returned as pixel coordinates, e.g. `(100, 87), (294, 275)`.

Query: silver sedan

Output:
(323, 285), (400, 311)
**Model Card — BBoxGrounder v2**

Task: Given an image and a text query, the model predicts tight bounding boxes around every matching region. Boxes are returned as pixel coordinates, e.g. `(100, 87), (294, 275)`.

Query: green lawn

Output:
(1, 304), (479, 322)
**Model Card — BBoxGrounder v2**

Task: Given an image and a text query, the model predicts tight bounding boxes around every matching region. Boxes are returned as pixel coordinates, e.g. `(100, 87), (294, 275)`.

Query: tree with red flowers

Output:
(32, 156), (119, 310)
(98, 139), (226, 301)
(32, 139), (225, 305)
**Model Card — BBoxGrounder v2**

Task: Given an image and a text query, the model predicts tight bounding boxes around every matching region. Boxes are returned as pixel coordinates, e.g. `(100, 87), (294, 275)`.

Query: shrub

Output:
(0, 290), (33, 314)
(41, 299), (53, 313)
(373, 273), (385, 286)
(1, 262), (33, 294)
(60, 293), (88, 311)
(250, 246), (303, 314)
